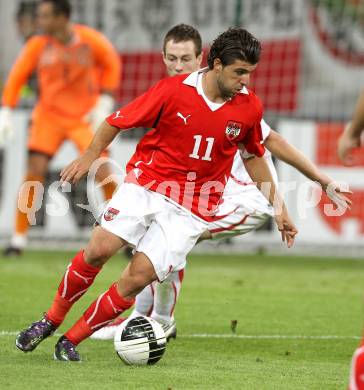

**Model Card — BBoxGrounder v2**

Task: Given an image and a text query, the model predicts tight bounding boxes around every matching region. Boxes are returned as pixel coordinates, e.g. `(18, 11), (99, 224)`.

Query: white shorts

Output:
(100, 183), (207, 281)
(208, 179), (274, 240)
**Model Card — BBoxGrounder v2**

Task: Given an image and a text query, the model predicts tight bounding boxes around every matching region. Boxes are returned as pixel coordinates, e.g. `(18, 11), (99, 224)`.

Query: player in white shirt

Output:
(91, 24), (351, 341)
(205, 118), (276, 240)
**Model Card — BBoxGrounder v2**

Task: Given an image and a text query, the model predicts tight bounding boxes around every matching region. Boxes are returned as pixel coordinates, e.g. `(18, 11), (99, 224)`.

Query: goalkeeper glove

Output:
(86, 94), (115, 132)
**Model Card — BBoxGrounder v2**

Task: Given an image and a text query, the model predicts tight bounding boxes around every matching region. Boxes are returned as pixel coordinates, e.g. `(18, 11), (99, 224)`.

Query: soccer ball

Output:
(114, 316), (166, 365)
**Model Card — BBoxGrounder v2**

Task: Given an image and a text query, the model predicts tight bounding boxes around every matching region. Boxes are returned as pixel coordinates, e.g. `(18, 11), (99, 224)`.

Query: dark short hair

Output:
(207, 28), (261, 69)
(39, 0), (72, 18)
(163, 24), (202, 56)
(17, 2), (37, 20)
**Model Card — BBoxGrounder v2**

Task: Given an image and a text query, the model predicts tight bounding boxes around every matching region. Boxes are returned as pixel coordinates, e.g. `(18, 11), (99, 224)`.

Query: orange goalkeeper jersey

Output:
(2, 24), (121, 121)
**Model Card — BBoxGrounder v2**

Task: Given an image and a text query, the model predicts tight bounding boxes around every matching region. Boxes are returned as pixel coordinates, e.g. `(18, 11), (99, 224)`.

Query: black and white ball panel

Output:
(114, 316), (166, 365)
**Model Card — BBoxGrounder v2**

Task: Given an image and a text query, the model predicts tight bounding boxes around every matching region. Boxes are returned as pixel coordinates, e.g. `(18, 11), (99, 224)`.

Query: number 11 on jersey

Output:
(189, 135), (215, 161)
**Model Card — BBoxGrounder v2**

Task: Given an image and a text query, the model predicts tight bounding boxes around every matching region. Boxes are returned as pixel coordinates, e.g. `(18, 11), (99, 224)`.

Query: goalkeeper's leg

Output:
(5, 152), (49, 256)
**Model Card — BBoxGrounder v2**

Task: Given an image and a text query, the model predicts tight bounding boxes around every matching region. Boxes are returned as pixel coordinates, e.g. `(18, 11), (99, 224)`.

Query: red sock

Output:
(47, 250), (101, 327)
(65, 283), (135, 345)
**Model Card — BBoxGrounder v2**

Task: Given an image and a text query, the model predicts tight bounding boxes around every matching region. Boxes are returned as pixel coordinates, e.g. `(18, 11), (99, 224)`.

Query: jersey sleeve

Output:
(238, 94), (265, 158)
(106, 78), (169, 130)
(260, 118), (271, 142)
(239, 120), (265, 158)
(2, 36), (45, 107)
(83, 27), (121, 92)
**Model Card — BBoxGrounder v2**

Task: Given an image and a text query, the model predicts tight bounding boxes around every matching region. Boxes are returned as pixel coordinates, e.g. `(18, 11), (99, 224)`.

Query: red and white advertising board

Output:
(278, 120), (364, 245)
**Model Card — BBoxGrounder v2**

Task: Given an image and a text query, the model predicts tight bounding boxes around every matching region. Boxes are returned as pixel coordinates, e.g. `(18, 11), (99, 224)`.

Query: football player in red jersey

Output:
(15, 27), (297, 361)
(91, 24), (351, 342)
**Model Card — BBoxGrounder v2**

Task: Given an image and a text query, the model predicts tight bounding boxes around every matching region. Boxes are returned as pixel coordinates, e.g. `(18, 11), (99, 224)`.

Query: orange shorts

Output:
(28, 109), (108, 157)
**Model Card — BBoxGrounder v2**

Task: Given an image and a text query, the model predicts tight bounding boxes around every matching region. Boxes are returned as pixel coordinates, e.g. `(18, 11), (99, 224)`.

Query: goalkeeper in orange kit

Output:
(0, 0), (121, 256)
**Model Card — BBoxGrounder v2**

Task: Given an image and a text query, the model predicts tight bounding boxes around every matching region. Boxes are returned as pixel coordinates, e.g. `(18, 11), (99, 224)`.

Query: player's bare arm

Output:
(243, 154), (297, 248)
(265, 130), (352, 210)
(60, 120), (119, 184)
(337, 89), (364, 164)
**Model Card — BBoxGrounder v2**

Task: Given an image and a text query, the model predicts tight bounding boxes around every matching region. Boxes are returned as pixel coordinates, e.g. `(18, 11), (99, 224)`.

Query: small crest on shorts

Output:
(225, 121), (242, 140)
(104, 207), (120, 221)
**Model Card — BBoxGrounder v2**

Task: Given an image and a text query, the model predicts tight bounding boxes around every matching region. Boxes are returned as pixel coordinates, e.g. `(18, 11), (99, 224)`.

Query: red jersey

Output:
(107, 70), (264, 221)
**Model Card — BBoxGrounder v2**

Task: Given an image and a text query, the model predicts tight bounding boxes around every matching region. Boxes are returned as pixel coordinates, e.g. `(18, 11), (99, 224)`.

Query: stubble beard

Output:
(216, 77), (235, 100)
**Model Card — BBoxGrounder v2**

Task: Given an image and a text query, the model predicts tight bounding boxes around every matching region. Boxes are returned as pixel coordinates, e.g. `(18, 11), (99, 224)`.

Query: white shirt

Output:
(229, 119), (278, 186)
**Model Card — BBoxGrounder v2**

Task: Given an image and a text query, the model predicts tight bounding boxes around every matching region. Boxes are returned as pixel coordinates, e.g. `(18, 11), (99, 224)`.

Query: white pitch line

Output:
(0, 331), (361, 340)
(0, 331), (20, 336)
(181, 334), (361, 340)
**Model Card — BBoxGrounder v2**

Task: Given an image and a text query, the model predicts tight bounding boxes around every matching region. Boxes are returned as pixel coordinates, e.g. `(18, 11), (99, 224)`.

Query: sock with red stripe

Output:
(151, 269), (184, 323)
(47, 250), (101, 327)
(349, 345), (364, 389)
(131, 282), (156, 318)
(65, 283), (135, 345)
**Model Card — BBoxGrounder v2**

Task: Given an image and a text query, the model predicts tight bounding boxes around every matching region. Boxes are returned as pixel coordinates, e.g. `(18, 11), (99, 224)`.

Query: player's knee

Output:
(27, 166), (47, 178)
(84, 240), (115, 267)
(121, 277), (140, 296)
(25, 166), (46, 182)
(27, 155), (49, 177)
(118, 273), (151, 298)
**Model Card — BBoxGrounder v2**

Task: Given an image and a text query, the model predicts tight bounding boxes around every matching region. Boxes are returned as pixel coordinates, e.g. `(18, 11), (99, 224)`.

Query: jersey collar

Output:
(182, 68), (249, 95)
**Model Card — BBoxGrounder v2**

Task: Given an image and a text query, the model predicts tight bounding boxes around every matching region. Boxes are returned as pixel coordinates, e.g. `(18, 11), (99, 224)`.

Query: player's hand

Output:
(60, 150), (99, 184)
(85, 94), (115, 132)
(325, 181), (352, 212)
(337, 123), (361, 165)
(0, 106), (14, 146)
(274, 208), (298, 248)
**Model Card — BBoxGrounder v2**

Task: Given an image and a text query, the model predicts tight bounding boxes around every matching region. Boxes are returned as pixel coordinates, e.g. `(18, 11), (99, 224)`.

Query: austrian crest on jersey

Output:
(225, 121), (242, 140)
(104, 207), (120, 221)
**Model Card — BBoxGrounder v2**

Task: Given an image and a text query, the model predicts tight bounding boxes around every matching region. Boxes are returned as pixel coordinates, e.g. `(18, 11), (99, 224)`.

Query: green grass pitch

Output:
(1, 250), (363, 389)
